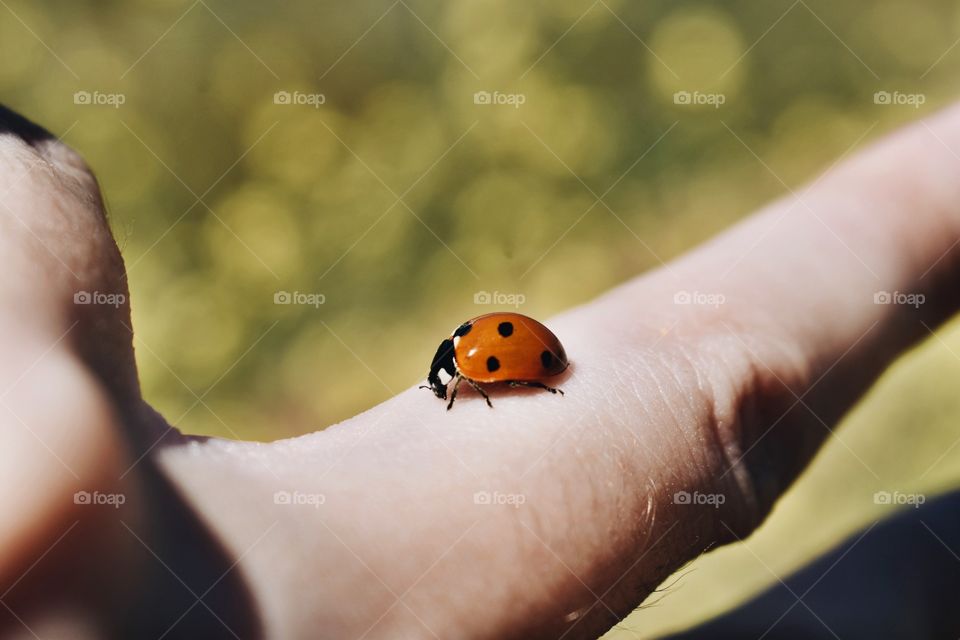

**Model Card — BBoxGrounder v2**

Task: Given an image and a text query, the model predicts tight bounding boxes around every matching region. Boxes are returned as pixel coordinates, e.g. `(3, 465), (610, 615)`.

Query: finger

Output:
(0, 106), (143, 425)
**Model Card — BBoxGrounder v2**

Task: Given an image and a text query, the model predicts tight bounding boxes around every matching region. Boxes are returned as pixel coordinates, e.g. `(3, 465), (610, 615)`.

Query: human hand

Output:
(1, 101), (959, 639)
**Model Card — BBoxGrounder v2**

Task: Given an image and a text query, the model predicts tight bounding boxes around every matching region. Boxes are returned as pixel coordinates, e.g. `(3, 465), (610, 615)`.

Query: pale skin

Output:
(1, 101), (960, 639)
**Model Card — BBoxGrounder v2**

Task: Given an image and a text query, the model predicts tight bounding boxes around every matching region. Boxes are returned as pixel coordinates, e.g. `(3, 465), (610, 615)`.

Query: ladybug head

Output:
(423, 338), (456, 400)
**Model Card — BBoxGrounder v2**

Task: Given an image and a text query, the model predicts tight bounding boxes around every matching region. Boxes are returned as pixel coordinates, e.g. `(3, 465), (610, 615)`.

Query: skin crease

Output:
(1, 101), (960, 639)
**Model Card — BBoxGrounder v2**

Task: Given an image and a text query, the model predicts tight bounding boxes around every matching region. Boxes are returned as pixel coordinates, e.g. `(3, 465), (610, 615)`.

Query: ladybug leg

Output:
(508, 380), (564, 396)
(464, 378), (493, 408)
(446, 375), (463, 410)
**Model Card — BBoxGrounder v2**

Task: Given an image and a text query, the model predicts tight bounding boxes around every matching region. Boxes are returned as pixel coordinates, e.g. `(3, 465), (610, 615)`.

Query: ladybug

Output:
(421, 312), (569, 410)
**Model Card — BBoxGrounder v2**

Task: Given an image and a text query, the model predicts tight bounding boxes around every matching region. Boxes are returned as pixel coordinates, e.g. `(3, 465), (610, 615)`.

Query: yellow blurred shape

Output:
(442, 0), (537, 78)
(866, 1), (949, 71)
(649, 7), (745, 98)
(205, 183), (303, 282)
(0, 2), (45, 85)
(769, 97), (869, 186)
(245, 106), (345, 189)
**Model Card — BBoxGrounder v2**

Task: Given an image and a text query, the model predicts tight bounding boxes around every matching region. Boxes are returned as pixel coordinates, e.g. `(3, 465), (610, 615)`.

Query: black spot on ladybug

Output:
(540, 350), (553, 368)
(497, 321), (514, 337)
(486, 356), (500, 372)
(454, 322), (472, 337)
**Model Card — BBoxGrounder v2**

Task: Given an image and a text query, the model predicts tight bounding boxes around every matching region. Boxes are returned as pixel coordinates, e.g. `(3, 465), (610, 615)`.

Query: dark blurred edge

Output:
(660, 491), (960, 639)
(0, 104), (54, 146)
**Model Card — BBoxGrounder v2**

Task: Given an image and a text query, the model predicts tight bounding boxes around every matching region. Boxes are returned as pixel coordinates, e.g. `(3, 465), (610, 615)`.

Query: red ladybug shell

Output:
(451, 312), (568, 383)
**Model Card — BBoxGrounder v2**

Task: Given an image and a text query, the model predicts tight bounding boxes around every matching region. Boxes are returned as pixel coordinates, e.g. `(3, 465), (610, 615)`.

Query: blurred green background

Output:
(4, 0), (960, 636)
